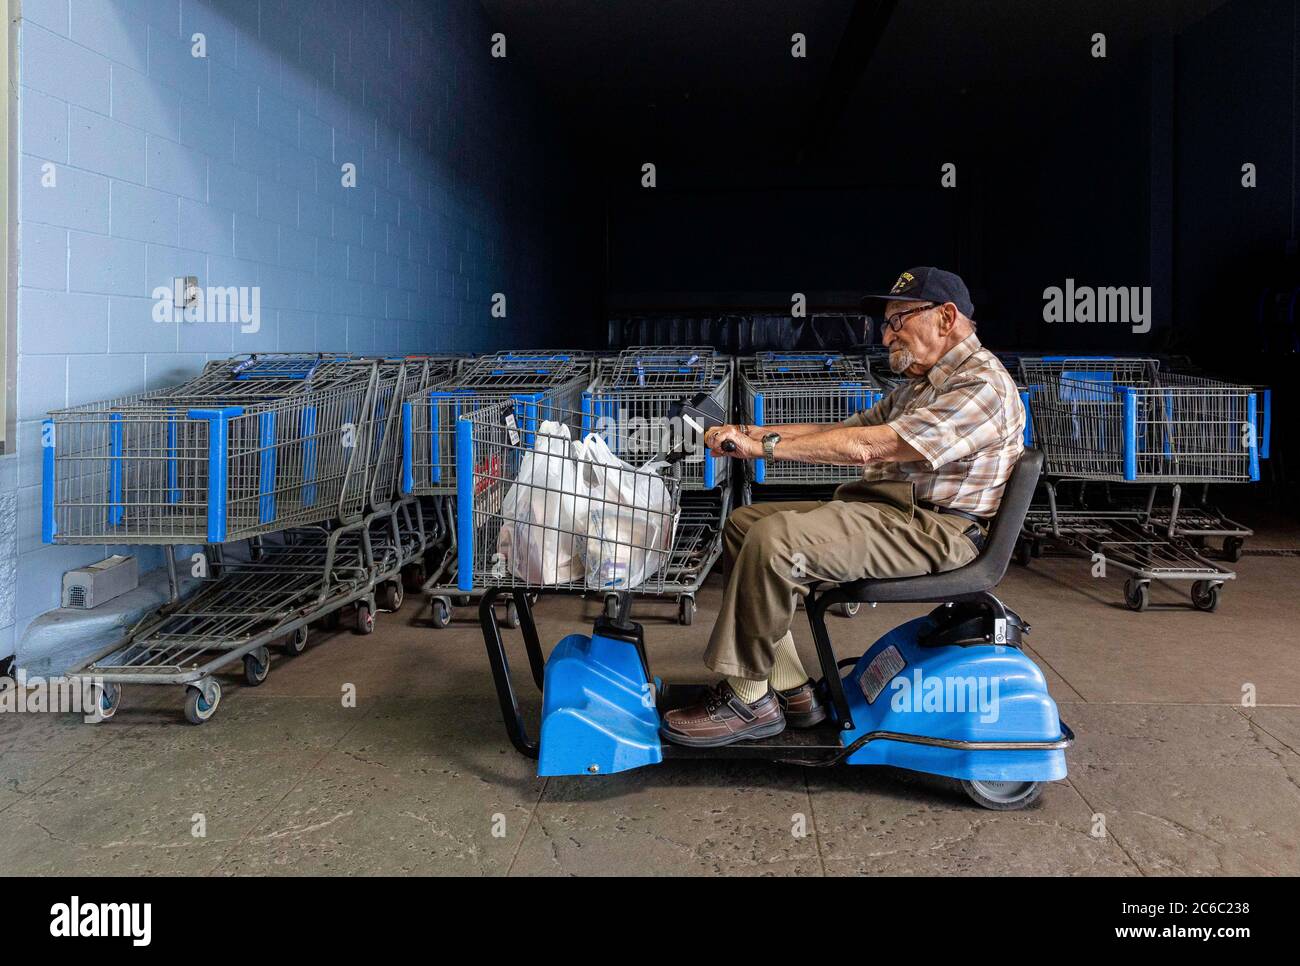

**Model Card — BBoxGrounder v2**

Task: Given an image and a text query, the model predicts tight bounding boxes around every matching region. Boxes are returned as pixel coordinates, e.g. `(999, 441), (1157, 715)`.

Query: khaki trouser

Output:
(704, 480), (982, 680)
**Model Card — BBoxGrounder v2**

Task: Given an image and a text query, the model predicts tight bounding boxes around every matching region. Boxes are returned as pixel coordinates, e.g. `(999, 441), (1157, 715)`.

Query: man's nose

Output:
(881, 325), (895, 346)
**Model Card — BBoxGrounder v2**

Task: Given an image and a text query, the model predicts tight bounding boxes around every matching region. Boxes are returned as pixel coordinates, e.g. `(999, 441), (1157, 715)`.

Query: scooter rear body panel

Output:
(840, 616), (1068, 782)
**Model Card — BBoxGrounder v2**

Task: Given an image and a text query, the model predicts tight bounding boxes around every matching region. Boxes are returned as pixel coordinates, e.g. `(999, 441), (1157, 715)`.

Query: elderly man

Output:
(661, 267), (1025, 747)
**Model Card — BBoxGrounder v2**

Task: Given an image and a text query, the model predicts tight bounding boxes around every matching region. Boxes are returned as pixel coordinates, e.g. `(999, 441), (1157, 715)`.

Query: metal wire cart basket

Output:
(582, 347), (732, 624)
(410, 352), (595, 629)
(738, 351), (883, 491)
(1016, 357), (1265, 612)
(52, 354), (443, 723)
(454, 399), (693, 625)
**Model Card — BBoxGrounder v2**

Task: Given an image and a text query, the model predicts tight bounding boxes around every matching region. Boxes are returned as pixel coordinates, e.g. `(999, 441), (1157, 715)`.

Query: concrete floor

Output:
(2, 540), (1299, 876)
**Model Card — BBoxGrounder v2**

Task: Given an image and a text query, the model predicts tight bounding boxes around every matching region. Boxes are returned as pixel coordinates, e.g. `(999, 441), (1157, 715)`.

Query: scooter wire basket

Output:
(455, 400), (683, 594)
(1019, 357), (1262, 483)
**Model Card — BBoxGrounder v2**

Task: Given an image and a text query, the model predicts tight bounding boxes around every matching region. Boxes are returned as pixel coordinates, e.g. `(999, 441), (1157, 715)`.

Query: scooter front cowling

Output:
(840, 616), (1069, 783)
(537, 630), (663, 776)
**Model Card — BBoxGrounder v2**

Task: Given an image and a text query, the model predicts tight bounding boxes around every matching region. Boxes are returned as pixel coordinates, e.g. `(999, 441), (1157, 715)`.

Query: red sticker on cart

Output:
(859, 645), (906, 704)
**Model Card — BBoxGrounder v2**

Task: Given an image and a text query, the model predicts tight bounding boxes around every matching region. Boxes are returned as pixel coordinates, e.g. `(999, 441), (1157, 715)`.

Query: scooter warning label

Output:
(860, 645), (906, 704)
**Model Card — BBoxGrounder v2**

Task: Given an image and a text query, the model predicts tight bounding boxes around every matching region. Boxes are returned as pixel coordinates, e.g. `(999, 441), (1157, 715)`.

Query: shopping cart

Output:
(739, 351), (883, 492)
(409, 352), (597, 628)
(43, 355), (405, 545)
(1016, 357), (1263, 610)
(582, 347), (732, 624)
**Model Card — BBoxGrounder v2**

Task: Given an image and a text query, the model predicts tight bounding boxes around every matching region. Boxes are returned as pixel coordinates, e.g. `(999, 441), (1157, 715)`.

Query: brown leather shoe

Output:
(776, 679), (827, 728)
(660, 682), (786, 747)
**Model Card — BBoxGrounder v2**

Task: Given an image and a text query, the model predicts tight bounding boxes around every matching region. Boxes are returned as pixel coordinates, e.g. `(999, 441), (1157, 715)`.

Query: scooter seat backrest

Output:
(831, 448), (1044, 605)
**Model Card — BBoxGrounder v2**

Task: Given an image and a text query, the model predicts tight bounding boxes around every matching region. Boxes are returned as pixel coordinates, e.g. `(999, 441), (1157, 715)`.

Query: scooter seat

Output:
(823, 449), (1043, 606)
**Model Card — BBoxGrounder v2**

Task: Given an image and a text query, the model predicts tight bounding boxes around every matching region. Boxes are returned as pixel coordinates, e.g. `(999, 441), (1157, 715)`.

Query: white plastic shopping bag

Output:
(496, 420), (588, 584)
(577, 432), (677, 591)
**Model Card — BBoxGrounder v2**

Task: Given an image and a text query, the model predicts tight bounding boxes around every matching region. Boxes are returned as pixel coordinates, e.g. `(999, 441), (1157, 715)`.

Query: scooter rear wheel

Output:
(960, 779), (1043, 811)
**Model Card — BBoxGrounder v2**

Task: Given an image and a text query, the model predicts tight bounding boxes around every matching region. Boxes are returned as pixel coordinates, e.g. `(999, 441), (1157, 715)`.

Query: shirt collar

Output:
(925, 333), (982, 390)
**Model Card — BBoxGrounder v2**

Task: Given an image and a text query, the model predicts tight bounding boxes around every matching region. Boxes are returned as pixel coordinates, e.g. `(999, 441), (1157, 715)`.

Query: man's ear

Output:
(939, 302), (957, 333)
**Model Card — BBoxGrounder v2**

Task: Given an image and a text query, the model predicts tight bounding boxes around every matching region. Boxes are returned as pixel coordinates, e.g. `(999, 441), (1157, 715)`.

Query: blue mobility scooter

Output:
(475, 427), (1070, 810)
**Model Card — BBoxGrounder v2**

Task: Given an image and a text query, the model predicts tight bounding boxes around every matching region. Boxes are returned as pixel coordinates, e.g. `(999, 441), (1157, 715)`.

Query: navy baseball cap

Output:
(861, 266), (975, 319)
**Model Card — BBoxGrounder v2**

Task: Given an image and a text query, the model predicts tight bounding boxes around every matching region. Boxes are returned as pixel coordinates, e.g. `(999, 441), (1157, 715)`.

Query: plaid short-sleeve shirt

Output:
(843, 334), (1025, 517)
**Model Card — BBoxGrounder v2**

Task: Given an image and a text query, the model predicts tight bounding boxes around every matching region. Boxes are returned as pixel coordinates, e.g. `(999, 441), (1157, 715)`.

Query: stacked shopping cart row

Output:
(1016, 357), (1264, 612)
(43, 354), (458, 722)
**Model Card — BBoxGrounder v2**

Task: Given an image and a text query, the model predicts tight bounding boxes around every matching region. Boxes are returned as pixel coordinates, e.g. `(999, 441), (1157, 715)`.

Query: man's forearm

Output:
(771, 424), (923, 466)
(760, 422), (835, 440)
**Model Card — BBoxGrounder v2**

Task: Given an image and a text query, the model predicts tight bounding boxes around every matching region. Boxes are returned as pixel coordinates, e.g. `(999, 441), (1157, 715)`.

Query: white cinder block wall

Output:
(1, 0), (591, 657)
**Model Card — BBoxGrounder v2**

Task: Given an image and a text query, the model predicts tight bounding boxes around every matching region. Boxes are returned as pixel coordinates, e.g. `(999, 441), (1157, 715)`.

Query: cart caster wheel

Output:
(1031, 539), (1043, 558)
(678, 596), (696, 625)
(401, 563), (426, 592)
(243, 647), (270, 687)
(604, 594), (619, 621)
(1123, 579), (1149, 612)
(1014, 539), (1033, 567)
(319, 609), (342, 632)
(1191, 580), (1220, 612)
(184, 683), (220, 725)
(355, 603), (375, 635)
(832, 601), (860, 618)
(281, 626), (309, 656)
(430, 596), (452, 628)
(456, 595), (472, 607)
(500, 600), (520, 630)
(961, 779), (1043, 811)
(377, 580), (404, 612)
(88, 682), (121, 722)
(1222, 537), (1244, 563)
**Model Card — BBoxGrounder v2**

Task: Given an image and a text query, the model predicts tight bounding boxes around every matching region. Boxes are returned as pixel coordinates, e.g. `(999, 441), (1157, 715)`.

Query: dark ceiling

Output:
(478, 0), (1234, 158)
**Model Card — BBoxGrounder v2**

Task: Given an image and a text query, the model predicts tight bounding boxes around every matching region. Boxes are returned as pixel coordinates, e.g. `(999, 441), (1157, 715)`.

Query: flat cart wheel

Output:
(456, 595), (472, 607)
(1014, 538), (1033, 567)
(377, 580), (404, 612)
(604, 594), (619, 621)
(1191, 580), (1221, 612)
(184, 683), (221, 725)
(961, 779), (1043, 811)
(501, 599), (520, 630)
(88, 682), (121, 722)
(319, 609), (342, 632)
(1222, 537), (1244, 562)
(832, 601), (860, 618)
(281, 626), (309, 656)
(1123, 579), (1149, 612)
(430, 596), (452, 628)
(678, 595), (696, 626)
(355, 602), (375, 635)
(243, 646), (271, 687)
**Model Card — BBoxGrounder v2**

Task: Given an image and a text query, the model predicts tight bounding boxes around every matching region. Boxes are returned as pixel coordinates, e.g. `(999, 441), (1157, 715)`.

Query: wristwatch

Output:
(762, 432), (782, 459)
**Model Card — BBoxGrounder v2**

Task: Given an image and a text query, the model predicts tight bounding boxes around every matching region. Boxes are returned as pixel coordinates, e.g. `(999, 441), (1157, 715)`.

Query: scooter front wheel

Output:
(960, 779), (1043, 811)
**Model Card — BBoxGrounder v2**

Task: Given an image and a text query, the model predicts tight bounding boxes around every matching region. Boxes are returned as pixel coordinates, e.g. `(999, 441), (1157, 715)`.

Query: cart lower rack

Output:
(1017, 482), (1235, 612)
(69, 499), (428, 724)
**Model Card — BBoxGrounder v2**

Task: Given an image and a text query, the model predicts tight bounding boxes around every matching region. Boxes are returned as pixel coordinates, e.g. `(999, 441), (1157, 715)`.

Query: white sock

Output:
(726, 676), (769, 703)
(769, 632), (810, 691)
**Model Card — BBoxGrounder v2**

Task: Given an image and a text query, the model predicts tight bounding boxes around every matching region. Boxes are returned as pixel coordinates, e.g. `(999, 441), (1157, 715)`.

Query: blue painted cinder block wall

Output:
(1, 0), (592, 657)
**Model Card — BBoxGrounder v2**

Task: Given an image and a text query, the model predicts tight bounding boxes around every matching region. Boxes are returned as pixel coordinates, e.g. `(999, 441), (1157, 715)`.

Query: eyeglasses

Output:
(881, 302), (937, 334)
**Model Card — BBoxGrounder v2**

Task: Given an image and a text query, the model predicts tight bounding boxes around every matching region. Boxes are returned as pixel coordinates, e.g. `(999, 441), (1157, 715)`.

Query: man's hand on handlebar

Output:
(705, 424), (763, 459)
